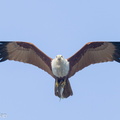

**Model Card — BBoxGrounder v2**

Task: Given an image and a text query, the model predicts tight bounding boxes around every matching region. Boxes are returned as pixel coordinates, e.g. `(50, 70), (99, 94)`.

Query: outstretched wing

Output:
(68, 42), (120, 78)
(0, 41), (54, 77)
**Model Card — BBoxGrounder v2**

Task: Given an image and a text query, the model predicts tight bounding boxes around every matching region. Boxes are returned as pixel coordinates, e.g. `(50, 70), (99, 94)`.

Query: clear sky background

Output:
(0, 0), (120, 120)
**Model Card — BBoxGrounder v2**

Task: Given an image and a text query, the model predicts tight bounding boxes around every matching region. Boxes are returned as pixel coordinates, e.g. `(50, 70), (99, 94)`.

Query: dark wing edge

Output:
(67, 41), (120, 78)
(0, 41), (54, 77)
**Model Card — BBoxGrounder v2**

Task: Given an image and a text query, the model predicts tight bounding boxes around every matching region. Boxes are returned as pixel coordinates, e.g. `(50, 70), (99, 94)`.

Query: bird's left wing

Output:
(0, 41), (54, 77)
(67, 42), (120, 78)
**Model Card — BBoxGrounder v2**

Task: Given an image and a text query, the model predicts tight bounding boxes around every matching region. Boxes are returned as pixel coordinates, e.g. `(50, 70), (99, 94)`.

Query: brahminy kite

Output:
(0, 41), (120, 98)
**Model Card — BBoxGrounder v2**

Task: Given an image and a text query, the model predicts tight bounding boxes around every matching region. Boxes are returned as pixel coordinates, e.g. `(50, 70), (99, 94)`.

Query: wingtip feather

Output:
(0, 42), (9, 62)
(110, 42), (120, 63)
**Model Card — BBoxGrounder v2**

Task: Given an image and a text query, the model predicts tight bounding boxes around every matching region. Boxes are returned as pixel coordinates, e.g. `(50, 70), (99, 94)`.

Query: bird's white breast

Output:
(51, 57), (70, 78)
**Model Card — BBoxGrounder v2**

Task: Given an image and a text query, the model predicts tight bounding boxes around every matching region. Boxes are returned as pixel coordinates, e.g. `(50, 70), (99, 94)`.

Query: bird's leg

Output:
(62, 77), (67, 86)
(54, 77), (68, 98)
(54, 77), (64, 98)
(55, 78), (59, 88)
(59, 77), (68, 98)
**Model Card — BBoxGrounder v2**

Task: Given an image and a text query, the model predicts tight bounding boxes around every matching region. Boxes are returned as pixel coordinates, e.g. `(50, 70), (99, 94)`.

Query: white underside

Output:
(51, 56), (69, 78)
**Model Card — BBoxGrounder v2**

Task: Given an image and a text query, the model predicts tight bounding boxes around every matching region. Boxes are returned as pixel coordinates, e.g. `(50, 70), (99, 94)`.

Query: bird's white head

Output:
(55, 55), (64, 61)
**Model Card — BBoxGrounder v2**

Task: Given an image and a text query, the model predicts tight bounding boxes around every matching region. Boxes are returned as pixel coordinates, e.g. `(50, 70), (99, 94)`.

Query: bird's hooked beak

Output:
(58, 58), (61, 60)
(56, 55), (63, 61)
(55, 80), (66, 98)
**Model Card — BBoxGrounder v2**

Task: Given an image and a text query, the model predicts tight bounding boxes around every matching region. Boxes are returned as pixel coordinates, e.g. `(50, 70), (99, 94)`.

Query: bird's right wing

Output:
(0, 41), (54, 77)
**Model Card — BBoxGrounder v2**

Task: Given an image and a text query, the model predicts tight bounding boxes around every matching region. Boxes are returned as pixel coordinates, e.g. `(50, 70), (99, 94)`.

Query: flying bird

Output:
(0, 41), (120, 98)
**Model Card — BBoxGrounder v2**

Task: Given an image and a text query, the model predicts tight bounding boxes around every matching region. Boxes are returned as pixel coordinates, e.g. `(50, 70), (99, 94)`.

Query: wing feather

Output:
(0, 41), (54, 77)
(68, 42), (120, 78)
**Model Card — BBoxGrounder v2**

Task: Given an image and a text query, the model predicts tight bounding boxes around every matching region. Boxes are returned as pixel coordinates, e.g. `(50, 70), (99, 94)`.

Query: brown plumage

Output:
(0, 41), (120, 98)
(67, 42), (119, 77)
(0, 41), (54, 76)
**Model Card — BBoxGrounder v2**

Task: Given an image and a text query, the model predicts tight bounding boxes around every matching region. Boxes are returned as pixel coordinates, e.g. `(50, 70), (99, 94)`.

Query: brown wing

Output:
(67, 42), (120, 78)
(0, 41), (54, 77)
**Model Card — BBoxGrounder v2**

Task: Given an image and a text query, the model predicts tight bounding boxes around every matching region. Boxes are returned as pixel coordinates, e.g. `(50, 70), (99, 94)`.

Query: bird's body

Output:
(51, 55), (69, 78)
(51, 55), (72, 98)
(0, 41), (120, 98)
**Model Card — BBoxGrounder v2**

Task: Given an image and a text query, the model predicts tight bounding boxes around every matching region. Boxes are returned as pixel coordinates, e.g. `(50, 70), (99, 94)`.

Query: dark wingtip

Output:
(111, 42), (120, 63)
(0, 42), (9, 62)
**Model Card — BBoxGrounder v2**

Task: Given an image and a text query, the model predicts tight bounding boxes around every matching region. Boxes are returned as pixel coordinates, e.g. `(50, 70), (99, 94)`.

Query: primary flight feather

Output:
(0, 41), (120, 98)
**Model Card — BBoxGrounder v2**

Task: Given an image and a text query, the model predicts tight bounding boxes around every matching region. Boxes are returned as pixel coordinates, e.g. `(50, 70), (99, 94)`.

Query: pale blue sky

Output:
(0, 0), (120, 120)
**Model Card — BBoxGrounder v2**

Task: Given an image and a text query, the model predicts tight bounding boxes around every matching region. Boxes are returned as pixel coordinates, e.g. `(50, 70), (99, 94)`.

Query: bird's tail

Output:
(55, 78), (73, 98)
(63, 79), (73, 98)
